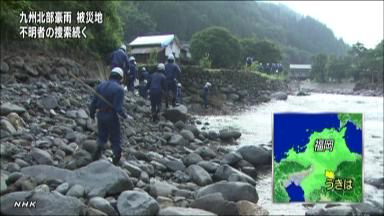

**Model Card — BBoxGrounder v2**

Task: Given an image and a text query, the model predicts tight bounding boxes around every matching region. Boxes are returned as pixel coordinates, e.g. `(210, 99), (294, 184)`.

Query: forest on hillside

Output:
(1, 1), (349, 65)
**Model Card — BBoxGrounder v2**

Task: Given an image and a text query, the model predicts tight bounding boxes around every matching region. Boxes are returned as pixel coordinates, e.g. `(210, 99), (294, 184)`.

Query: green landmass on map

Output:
(274, 113), (362, 203)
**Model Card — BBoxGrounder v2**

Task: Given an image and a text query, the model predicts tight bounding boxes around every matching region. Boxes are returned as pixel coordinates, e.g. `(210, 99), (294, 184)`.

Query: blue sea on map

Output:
(285, 181), (305, 202)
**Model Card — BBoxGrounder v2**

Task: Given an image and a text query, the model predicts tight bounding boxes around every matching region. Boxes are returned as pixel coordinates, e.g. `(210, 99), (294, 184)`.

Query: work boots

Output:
(112, 153), (121, 165)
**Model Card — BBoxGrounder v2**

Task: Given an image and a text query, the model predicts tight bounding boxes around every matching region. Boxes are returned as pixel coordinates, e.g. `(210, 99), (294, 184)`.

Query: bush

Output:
(198, 53), (212, 69)
(190, 26), (241, 68)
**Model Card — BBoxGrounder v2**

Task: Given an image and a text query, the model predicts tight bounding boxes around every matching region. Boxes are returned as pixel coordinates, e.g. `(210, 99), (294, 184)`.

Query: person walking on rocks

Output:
(165, 54), (181, 108)
(176, 82), (183, 105)
(138, 67), (149, 99)
(146, 63), (167, 122)
(127, 56), (137, 93)
(89, 67), (127, 165)
(203, 82), (212, 108)
(110, 44), (130, 76)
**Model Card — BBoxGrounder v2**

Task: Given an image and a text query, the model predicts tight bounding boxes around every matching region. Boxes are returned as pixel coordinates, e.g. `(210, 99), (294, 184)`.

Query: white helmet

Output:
(206, 82), (212, 87)
(177, 83), (182, 87)
(111, 67), (124, 78)
(142, 67), (146, 71)
(168, 54), (175, 61)
(157, 63), (165, 71)
(129, 56), (135, 61)
(120, 44), (126, 51)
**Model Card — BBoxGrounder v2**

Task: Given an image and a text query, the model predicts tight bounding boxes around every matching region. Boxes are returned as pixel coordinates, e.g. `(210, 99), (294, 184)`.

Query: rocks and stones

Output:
(0, 102), (26, 115)
(237, 145), (271, 168)
(21, 160), (133, 197)
(121, 161), (142, 178)
(160, 159), (186, 172)
(190, 193), (239, 216)
(117, 190), (159, 216)
(197, 161), (220, 173)
(40, 95), (59, 110)
(186, 165), (213, 186)
(30, 148), (54, 165)
(34, 184), (50, 193)
(1, 172), (8, 194)
(195, 147), (217, 160)
(214, 164), (256, 186)
(157, 196), (174, 208)
(0, 61), (9, 73)
(228, 93), (240, 101)
(149, 179), (178, 198)
(218, 128), (241, 141)
(297, 91), (310, 96)
(163, 105), (189, 123)
(0, 191), (86, 215)
(66, 184), (85, 198)
(196, 181), (259, 203)
(236, 200), (269, 216)
(1, 118), (17, 134)
(271, 91), (288, 100)
(182, 152), (203, 167)
(158, 207), (217, 216)
(89, 197), (117, 216)
(55, 182), (70, 194)
(168, 134), (187, 146)
(222, 152), (243, 166)
(208, 131), (219, 140)
(180, 129), (195, 141)
(365, 177), (384, 189)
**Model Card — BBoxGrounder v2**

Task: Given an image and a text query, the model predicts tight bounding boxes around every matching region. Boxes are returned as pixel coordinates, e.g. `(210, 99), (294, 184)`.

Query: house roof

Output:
(289, 64), (312, 69)
(129, 34), (177, 48)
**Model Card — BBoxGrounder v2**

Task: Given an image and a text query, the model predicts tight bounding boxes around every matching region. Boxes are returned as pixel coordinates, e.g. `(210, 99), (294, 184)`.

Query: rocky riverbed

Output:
(0, 75), (275, 215)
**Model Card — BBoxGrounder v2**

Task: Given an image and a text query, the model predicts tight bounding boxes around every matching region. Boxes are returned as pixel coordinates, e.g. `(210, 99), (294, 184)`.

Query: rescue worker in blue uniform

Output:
(138, 67), (149, 99)
(89, 67), (127, 165)
(176, 82), (183, 105)
(146, 63), (167, 122)
(110, 44), (129, 74)
(203, 82), (212, 108)
(165, 54), (181, 108)
(127, 56), (137, 93)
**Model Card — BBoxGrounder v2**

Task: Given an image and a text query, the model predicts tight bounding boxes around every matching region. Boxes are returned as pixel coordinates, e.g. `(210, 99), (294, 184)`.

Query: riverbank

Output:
(196, 93), (383, 215)
(289, 80), (383, 97)
(0, 51), (275, 215)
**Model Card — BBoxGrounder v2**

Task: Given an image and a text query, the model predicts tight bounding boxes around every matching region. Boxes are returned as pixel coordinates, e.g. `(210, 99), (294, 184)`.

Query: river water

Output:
(198, 93), (383, 215)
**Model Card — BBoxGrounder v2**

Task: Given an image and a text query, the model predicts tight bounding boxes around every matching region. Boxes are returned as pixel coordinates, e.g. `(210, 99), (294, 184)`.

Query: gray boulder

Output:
(190, 193), (239, 216)
(121, 161), (142, 178)
(271, 91), (288, 100)
(198, 161), (220, 173)
(0, 191), (86, 215)
(237, 145), (271, 167)
(196, 181), (258, 203)
(0, 102), (26, 115)
(168, 134), (187, 146)
(186, 165), (213, 186)
(21, 160), (133, 197)
(208, 131), (219, 140)
(89, 196), (117, 216)
(180, 129), (195, 141)
(236, 200), (269, 216)
(182, 152), (203, 167)
(117, 191), (159, 216)
(40, 95), (59, 110)
(66, 184), (85, 198)
(1, 119), (16, 134)
(222, 152), (243, 166)
(31, 148), (54, 165)
(55, 182), (70, 194)
(214, 165), (256, 186)
(163, 105), (189, 123)
(149, 179), (178, 198)
(160, 159), (186, 172)
(195, 147), (217, 160)
(159, 207), (217, 216)
(219, 128), (241, 141)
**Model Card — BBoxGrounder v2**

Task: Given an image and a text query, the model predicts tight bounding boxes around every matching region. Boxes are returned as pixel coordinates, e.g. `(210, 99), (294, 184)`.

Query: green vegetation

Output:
(198, 53), (212, 69)
(338, 113), (363, 129)
(190, 26), (241, 68)
(311, 41), (383, 85)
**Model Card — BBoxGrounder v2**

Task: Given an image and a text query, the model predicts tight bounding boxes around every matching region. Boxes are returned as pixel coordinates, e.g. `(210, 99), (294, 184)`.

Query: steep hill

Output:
(129, 1), (349, 64)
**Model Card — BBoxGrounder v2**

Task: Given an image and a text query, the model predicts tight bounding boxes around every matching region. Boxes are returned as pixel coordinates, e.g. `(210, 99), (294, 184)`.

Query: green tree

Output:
(311, 54), (328, 82)
(190, 26), (241, 68)
(327, 55), (348, 82)
(252, 40), (282, 63)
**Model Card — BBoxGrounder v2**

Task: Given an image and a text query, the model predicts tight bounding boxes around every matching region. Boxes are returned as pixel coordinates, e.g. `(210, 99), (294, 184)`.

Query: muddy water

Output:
(198, 93), (383, 215)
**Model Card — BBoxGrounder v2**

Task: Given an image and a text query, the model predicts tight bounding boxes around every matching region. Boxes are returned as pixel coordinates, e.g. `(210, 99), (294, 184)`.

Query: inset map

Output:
(273, 113), (363, 203)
